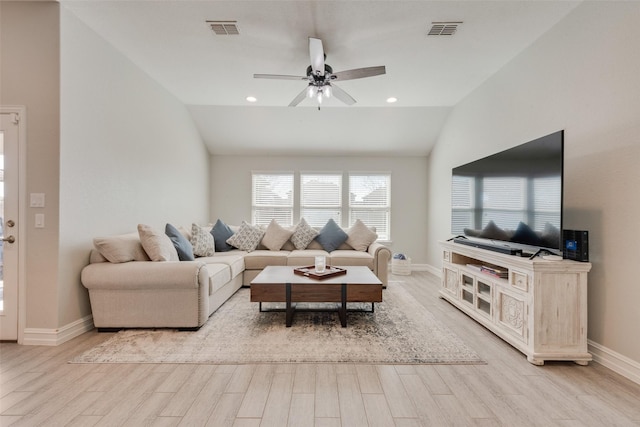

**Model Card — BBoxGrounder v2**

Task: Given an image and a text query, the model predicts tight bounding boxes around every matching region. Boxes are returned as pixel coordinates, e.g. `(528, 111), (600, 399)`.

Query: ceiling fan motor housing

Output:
(306, 64), (333, 81)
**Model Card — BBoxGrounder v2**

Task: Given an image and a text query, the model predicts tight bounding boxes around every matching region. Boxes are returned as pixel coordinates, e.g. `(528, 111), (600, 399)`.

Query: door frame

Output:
(1, 106), (27, 344)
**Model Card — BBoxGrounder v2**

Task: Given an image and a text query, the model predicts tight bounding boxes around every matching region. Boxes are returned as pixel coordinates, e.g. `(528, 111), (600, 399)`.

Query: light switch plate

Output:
(35, 213), (45, 228)
(30, 193), (45, 208)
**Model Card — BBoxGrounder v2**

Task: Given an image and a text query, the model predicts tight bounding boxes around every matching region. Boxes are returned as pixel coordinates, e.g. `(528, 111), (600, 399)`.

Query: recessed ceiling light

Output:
(246, 96), (257, 103)
(386, 97), (398, 104)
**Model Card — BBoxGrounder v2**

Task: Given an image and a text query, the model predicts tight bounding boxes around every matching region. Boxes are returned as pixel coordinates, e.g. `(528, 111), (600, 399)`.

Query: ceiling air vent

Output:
(428, 22), (462, 36)
(207, 21), (239, 36)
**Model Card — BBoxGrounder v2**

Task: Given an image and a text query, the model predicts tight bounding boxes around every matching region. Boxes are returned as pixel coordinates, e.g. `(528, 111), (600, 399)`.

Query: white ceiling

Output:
(61, 1), (581, 156)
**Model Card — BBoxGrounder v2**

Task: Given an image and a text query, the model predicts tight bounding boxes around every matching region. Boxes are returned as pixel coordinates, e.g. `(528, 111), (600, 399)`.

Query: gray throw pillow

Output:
(211, 219), (235, 252)
(165, 223), (195, 261)
(315, 218), (348, 252)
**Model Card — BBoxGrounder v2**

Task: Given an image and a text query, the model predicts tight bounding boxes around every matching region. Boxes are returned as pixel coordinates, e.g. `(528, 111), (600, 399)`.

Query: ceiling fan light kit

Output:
(254, 37), (386, 109)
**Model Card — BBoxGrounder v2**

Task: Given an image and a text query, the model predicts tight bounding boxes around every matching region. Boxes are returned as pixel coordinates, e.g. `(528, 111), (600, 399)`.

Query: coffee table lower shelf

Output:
(257, 283), (376, 327)
(250, 266), (383, 328)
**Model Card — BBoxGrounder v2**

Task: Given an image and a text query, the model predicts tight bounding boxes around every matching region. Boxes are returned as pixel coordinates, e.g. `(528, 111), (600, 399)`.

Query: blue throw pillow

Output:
(165, 223), (195, 261)
(211, 219), (235, 252)
(315, 218), (348, 252)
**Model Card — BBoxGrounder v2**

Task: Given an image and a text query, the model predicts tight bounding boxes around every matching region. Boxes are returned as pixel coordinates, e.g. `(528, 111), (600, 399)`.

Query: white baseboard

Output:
(588, 340), (640, 385)
(22, 315), (94, 346)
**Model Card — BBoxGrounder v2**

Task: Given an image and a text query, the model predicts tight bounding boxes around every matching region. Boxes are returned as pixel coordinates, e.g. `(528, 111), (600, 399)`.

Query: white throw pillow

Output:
(290, 218), (319, 250)
(93, 233), (150, 263)
(345, 219), (378, 251)
(261, 219), (294, 251)
(190, 223), (215, 257)
(226, 221), (265, 252)
(137, 224), (179, 261)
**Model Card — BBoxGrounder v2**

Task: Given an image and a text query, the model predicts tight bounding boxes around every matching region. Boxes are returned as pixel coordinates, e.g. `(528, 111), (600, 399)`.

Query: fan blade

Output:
(309, 37), (325, 76)
(288, 86), (309, 107)
(254, 74), (308, 80)
(332, 66), (386, 81)
(330, 83), (356, 106)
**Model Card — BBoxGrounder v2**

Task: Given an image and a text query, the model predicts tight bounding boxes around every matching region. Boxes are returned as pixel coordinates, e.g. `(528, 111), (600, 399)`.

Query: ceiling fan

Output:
(254, 37), (386, 108)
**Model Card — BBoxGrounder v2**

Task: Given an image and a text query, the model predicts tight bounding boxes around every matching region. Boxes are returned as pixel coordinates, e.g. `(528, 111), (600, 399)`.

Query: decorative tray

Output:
(293, 265), (347, 280)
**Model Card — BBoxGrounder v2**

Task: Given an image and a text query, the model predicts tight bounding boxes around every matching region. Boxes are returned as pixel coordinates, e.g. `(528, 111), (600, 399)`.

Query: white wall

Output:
(0, 2), (61, 331)
(211, 155), (428, 263)
(426, 2), (640, 364)
(57, 8), (211, 327)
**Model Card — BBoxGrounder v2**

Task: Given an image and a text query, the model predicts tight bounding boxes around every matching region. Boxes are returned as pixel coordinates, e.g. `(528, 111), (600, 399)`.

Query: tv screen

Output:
(451, 130), (564, 251)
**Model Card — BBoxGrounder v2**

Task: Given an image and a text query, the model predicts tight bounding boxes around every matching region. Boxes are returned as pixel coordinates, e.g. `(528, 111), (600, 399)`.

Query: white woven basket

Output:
(392, 258), (412, 275)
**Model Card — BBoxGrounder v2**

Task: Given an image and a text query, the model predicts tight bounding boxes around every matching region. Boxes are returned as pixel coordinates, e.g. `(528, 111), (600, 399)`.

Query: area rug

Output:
(71, 284), (484, 365)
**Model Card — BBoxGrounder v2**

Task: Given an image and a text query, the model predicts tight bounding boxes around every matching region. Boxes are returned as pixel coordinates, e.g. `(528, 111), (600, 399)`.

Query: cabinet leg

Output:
(527, 356), (544, 366)
(575, 360), (589, 366)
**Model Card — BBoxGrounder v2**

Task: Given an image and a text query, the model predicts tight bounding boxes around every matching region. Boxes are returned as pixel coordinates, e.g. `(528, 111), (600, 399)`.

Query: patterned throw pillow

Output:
(261, 219), (294, 251)
(190, 224), (215, 257)
(345, 219), (378, 251)
(290, 218), (319, 250)
(226, 221), (265, 252)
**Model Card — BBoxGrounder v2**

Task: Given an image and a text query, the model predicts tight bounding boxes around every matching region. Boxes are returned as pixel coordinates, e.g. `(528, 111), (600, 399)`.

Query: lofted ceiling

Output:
(61, 1), (581, 156)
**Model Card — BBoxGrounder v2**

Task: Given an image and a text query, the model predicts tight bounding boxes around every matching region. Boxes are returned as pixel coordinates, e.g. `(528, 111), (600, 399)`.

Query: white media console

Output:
(439, 240), (592, 365)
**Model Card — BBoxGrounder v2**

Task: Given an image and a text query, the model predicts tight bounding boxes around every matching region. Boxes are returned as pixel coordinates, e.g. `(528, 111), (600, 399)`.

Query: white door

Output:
(0, 112), (20, 341)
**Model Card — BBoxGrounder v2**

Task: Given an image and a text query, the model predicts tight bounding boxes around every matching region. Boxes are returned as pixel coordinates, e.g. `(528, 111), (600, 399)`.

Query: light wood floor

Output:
(1, 272), (639, 426)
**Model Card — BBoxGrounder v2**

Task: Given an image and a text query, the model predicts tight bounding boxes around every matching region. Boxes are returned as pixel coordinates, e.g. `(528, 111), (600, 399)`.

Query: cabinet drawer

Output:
(510, 270), (528, 292)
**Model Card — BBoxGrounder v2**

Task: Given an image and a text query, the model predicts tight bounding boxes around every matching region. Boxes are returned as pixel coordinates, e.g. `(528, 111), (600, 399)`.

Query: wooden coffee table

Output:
(250, 266), (383, 327)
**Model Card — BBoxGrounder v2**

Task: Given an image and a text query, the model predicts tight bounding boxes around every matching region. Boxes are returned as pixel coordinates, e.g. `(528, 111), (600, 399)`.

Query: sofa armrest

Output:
(81, 261), (208, 291)
(368, 242), (392, 287)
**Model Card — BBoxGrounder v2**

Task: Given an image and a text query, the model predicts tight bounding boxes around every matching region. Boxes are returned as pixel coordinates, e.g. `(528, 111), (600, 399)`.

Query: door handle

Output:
(2, 235), (15, 244)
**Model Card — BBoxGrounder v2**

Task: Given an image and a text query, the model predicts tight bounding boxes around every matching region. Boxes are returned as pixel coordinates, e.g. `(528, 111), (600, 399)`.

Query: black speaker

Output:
(563, 230), (589, 262)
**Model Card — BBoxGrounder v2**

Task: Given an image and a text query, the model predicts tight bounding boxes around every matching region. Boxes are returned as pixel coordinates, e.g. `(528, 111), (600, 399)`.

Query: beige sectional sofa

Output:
(81, 221), (392, 330)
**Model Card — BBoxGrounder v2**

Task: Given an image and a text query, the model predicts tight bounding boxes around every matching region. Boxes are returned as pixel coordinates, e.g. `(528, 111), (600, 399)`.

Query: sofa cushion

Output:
(190, 223), (215, 257)
(211, 219), (235, 252)
(226, 221), (265, 252)
(290, 218), (318, 250)
(165, 223), (195, 261)
(138, 224), (179, 262)
(345, 219), (378, 251)
(244, 250), (290, 269)
(315, 219), (348, 252)
(261, 220), (294, 251)
(204, 263), (232, 295)
(93, 233), (150, 263)
(199, 251), (246, 279)
(329, 250), (374, 268)
(287, 249), (330, 267)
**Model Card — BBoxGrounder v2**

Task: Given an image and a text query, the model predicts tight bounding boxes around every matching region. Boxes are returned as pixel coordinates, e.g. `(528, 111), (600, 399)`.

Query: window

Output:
(349, 174), (391, 240)
(251, 173), (294, 226)
(300, 173), (342, 227)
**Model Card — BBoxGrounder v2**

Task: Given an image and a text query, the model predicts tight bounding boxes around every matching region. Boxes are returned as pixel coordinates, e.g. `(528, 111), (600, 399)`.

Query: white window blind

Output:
(300, 173), (342, 227)
(349, 174), (390, 240)
(252, 173), (294, 226)
(451, 175), (475, 234)
(482, 177), (526, 230)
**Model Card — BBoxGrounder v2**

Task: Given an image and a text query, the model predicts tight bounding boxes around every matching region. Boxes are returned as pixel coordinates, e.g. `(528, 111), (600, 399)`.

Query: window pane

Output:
(350, 209), (389, 240)
(301, 174), (341, 207)
(349, 175), (389, 207)
(252, 173), (294, 226)
(301, 209), (341, 227)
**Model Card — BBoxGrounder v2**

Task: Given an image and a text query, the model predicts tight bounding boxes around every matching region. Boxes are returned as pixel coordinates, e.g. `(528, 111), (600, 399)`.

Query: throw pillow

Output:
(261, 219), (294, 251)
(226, 221), (265, 252)
(211, 219), (235, 252)
(93, 233), (150, 263)
(137, 224), (179, 262)
(511, 221), (542, 246)
(315, 218), (349, 252)
(345, 219), (378, 251)
(290, 218), (319, 250)
(479, 220), (510, 241)
(190, 223), (215, 257)
(165, 223), (195, 261)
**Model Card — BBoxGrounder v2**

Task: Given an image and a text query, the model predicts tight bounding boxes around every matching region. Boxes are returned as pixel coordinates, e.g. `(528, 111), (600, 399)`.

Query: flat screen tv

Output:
(451, 130), (564, 254)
